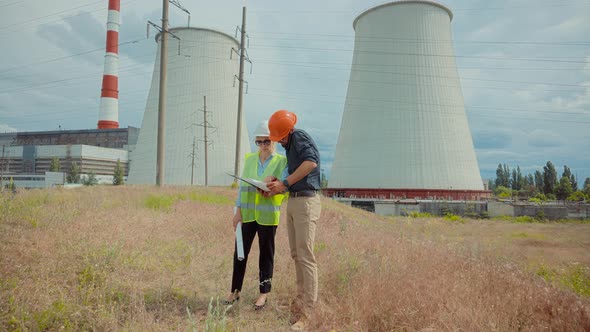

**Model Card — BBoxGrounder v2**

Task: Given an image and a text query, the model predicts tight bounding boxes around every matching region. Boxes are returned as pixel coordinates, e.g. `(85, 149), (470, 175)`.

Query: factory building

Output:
(0, 128), (135, 188)
(1, 127), (138, 149)
(327, 0), (490, 201)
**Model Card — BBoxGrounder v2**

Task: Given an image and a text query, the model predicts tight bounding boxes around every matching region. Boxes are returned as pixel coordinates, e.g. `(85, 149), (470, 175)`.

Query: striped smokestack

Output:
(98, 0), (120, 129)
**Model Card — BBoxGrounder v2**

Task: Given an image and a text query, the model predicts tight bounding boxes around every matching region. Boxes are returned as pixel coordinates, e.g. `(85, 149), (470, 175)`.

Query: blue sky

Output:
(0, 0), (589, 184)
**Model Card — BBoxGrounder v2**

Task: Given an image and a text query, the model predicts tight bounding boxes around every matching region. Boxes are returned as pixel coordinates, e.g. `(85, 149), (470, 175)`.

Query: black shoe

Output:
(222, 296), (240, 305)
(254, 298), (267, 311)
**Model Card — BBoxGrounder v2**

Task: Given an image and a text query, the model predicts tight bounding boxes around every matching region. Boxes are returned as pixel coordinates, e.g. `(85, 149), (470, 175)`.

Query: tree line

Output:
(50, 157), (125, 186)
(489, 161), (590, 202)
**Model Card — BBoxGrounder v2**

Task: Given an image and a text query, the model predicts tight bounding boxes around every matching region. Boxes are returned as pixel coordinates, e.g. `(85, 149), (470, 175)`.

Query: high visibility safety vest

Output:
(239, 152), (288, 226)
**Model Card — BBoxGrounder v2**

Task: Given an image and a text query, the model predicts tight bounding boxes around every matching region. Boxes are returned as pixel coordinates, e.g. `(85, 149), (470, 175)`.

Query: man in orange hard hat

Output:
(267, 110), (321, 331)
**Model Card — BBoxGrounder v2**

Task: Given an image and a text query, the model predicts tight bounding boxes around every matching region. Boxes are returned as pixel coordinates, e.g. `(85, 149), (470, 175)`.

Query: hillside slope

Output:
(1, 187), (589, 331)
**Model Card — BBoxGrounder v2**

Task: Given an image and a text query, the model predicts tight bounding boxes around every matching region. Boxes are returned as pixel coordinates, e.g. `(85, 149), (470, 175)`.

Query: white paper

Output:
(236, 221), (245, 261)
(227, 173), (270, 192)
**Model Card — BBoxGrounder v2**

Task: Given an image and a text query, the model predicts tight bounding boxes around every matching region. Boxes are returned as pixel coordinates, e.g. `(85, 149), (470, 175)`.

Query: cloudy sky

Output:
(0, 0), (589, 184)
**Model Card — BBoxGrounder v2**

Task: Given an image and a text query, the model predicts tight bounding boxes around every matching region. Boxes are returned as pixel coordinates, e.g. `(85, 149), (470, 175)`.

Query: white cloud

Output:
(0, 124), (17, 133)
(1, 0), (589, 182)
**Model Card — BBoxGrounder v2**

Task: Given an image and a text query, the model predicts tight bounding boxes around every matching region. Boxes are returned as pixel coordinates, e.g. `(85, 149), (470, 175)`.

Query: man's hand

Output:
(257, 188), (273, 198)
(264, 176), (278, 183)
(267, 180), (287, 195)
(232, 209), (242, 230)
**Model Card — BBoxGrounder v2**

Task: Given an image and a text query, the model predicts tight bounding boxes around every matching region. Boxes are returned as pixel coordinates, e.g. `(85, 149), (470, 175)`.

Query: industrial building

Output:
(327, 0), (490, 201)
(0, 128), (134, 188)
(0, 127), (138, 149)
(128, 27), (250, 186)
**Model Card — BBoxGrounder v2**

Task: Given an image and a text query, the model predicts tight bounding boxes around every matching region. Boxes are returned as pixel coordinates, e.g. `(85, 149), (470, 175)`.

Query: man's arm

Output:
(286, 161), (317, 186)
(267, 160), (317, 194)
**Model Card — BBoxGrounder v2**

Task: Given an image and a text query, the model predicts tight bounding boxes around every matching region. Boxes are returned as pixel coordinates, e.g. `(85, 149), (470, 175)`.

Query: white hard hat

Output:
(253, 120), (270, 137)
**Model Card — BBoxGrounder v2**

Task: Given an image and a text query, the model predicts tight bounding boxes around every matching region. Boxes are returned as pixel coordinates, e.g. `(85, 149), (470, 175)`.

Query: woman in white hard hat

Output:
(224, 120), (288, 310)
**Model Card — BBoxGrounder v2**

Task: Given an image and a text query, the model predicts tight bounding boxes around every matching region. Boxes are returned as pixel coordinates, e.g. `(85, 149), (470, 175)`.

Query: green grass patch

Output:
(144, 192), (232, 211)
(335, 254), (362, 295)
(203, 297), (230, 332)
(187, 192), (233, 205)
(536, 264), (590, 297)
(514, 216), (537, 223)
(407, 211), (434, 218)
(144, 194), (177, 211)
(510, 232), (546, 240)
(33, 300), (75, 331)
(562, 265), (590, 296)
(443, 213), (464, 223)
(314, 241), (327, 254)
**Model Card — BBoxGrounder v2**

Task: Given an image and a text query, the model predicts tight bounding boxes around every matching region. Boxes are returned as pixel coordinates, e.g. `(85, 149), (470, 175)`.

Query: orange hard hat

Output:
(268, 110), (297, 141)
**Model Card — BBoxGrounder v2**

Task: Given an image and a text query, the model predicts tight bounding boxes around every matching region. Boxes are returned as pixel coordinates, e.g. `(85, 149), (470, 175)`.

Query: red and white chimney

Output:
(98, 0), (120, 129)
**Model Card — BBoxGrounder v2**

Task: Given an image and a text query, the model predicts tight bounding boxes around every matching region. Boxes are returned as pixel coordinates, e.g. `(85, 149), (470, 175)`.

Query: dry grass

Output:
(1, 187), (589, 331)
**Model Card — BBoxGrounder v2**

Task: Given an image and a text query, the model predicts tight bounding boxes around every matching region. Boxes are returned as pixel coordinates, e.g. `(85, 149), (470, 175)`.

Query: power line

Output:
(0, 85), (236, 126)
(0, 0), (104, 30)
(3, 33), (586, 80)
(246, 44), (590, 63)
(6, 36), (587, 93)
(0, 37), (147, 76)
(250, 65), (590, 88)
(245, 90), (590, 117)
(247, 31), (590, 47)
(250, 1), (590, 14)
(0, 1), (21, 9)
(4, 82), (590, 129)
(0, 0), (141, 38)
(2, 53), (588, 95)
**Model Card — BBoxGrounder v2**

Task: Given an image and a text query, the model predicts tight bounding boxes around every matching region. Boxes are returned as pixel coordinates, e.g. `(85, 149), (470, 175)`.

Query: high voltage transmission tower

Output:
(198, 96), (215, 187)
(187, 96), (216, 186)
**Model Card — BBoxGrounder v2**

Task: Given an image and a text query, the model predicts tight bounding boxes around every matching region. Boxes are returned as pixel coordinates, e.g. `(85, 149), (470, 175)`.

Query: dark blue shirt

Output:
(282, 129), (321, 192)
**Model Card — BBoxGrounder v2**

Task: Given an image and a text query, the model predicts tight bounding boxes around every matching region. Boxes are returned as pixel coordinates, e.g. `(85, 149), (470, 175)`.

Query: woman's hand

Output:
(232, 208), (242, 230)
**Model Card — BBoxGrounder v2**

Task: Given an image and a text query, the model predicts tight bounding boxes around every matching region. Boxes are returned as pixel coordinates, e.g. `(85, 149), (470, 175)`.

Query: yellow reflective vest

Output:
(239, 152), (288, 226)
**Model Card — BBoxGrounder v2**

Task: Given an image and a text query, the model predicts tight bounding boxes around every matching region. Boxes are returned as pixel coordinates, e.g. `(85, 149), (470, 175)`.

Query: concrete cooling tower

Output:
(328, 1), (488, 200)
(128, 27), (250, 185)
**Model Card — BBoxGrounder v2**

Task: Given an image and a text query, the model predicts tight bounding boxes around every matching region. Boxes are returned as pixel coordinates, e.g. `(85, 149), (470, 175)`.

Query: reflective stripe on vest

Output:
(239, 152), (288, 226)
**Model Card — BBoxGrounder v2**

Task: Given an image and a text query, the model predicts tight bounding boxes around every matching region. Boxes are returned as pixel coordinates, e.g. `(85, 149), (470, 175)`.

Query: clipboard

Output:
(227, 173), (270, 192)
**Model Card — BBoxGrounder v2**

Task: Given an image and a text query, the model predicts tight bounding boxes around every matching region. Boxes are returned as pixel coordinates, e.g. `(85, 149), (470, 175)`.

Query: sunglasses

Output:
(255, 139), (271, 146)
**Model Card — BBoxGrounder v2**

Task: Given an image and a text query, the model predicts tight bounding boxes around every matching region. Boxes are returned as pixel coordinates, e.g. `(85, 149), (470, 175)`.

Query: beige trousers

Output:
(286, 195), (321, 312)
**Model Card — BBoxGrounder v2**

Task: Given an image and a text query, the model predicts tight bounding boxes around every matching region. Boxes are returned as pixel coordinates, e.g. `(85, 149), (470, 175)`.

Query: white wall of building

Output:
(31, 145), (128, 161)
(2, 172), (65, 189)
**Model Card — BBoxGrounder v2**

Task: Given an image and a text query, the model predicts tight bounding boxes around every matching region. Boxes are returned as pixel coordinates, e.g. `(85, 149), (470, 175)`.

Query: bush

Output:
(514, 216), (536, 223)
(495, 186), (512, 198)
(4, 177), (16, 191)
(82, 172), (98, 186)
(443, 212), (464, 223)
(113, 159), (125, 186)
(407, 211), (433, 218)
(144, 194), (176, 211)
(566, 191), (587, 202)
(66, 162), (81, 184)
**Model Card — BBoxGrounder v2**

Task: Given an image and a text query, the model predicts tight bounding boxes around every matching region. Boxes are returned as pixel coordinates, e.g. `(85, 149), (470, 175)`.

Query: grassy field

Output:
(1, 186), (589, 331)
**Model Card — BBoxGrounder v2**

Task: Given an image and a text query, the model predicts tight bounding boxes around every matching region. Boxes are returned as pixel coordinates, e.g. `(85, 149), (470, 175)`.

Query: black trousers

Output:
(231, 221), (277, 294)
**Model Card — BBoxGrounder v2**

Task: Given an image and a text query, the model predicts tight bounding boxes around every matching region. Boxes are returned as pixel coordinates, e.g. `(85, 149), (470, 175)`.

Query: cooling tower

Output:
(128, 27), (250, 185)
(329, 1), (486, 199)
